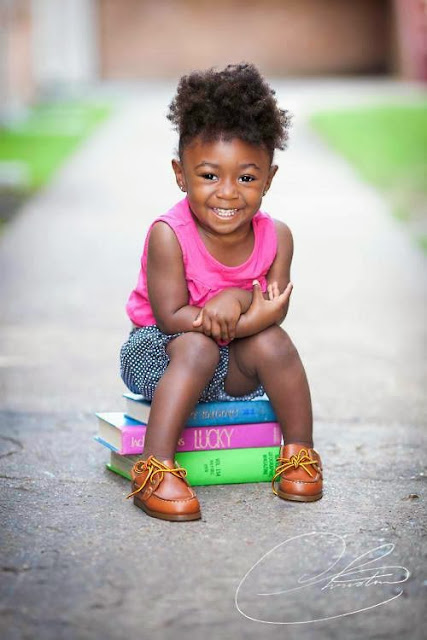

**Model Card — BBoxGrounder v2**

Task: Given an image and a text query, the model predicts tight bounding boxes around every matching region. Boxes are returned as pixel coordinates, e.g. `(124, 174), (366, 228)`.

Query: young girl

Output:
(120, 63), (323, 521)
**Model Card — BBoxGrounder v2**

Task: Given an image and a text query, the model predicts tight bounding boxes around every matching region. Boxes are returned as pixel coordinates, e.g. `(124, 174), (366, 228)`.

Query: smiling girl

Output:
(120, 63), (323, 521)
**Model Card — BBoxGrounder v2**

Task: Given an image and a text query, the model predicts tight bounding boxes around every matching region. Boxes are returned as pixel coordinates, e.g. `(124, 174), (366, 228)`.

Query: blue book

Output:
(123, 392), (276, 426)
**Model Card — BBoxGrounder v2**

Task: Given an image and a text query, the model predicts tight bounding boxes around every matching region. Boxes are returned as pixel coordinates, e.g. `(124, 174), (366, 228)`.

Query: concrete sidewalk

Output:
(0, 78), (425, 640)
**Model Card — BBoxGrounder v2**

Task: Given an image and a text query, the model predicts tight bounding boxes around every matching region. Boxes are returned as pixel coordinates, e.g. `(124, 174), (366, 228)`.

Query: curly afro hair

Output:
(167, 63), (291, 161)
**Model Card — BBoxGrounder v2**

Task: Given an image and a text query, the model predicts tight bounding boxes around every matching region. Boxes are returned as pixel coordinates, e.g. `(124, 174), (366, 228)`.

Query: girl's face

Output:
(172, 136), (277, 238)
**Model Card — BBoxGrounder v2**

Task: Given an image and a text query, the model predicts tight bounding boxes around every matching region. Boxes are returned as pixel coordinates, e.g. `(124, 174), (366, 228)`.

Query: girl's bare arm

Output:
(147, 218), (293, 339)
(146, 221), (271, 340)
(146, 222), (205, 334)
(234, 220), (294, 338)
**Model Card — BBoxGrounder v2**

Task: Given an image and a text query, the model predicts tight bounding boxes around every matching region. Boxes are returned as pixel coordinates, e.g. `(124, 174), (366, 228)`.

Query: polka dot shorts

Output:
(119, 325), (265, 403)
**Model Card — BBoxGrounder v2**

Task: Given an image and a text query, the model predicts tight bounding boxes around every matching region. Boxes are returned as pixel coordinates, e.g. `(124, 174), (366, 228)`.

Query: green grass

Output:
(310, 103), (427, 251)
(0, 101), (112, 190)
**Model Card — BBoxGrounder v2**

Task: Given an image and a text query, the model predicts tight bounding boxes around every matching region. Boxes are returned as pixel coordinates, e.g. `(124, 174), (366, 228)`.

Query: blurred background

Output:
(1, 0), (426, 106)
(1, 0), (426, 241)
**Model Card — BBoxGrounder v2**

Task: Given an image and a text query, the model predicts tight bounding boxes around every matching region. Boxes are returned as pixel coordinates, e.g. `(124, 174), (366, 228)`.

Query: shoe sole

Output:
(133, 496), (202, 521)
(276, 489), (323, 502)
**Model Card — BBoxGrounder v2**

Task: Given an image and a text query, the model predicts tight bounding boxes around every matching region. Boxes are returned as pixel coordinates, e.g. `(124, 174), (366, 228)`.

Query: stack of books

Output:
(95, 392), (282, 486)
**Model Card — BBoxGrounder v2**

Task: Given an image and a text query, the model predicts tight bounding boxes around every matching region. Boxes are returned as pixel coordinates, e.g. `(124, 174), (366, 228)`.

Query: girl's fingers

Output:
(193, 309), (203, 327)
(219, 319), (229, 342)
(227, 323), (236, 341)
(252, 279), (264, 301)
(267, 281), (280, 299)
(202, 315), (212, 336)
(210, 319), (222, 342)
(279, 282), (293, 301)
(226, 318), (238, 342)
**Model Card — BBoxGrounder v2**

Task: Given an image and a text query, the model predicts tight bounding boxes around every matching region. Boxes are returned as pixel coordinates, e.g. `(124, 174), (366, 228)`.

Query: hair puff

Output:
(167, 63), (291, 160)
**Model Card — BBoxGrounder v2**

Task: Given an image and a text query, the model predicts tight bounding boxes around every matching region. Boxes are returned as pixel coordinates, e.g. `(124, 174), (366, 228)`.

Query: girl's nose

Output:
(217, 179), (238, 200)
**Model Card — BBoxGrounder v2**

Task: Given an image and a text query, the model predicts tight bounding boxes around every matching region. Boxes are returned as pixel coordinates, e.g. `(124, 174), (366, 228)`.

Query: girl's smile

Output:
(212, 207), (239, 218)
(172, 137), (278, 240)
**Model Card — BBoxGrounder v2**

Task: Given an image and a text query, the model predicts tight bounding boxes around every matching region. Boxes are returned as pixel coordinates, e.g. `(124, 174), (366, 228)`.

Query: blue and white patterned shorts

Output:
(119, 326), (265, 403)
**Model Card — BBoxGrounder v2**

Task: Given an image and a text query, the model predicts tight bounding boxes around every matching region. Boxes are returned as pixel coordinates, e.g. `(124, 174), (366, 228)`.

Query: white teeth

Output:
(213, 208), (237, 218)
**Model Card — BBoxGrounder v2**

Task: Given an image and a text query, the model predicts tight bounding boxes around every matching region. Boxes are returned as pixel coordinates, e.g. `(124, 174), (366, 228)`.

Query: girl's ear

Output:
(172, 158), (186, 192)
(263, 164), (278, 196)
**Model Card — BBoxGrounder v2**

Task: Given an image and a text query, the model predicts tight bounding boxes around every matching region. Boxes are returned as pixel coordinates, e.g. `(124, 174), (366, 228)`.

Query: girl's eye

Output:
(201, 173), (217, 181)
(239, 175), (255, 183)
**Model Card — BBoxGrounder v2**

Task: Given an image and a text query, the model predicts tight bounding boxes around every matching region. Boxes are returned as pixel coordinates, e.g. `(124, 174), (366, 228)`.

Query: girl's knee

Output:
(167, 332), (220, 371)
(246, 326), (298, 363)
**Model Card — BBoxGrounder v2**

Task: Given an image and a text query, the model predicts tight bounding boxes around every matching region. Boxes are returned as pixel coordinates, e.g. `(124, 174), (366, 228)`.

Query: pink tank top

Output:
(126, 197), (278, 327)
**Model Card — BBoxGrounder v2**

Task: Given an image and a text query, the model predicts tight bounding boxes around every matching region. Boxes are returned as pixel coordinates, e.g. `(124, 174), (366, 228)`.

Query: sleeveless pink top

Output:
(126, 197), (278, 327)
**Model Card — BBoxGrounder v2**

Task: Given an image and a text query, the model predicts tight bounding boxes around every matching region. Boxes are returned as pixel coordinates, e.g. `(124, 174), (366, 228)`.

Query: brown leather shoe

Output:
(272, 444), (323, 502)
(126, 455), (201, 521)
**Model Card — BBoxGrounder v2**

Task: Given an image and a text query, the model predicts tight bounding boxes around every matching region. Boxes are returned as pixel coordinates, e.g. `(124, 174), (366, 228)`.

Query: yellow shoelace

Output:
(271, 448), (320, 495)
(126, 455), (188, 499)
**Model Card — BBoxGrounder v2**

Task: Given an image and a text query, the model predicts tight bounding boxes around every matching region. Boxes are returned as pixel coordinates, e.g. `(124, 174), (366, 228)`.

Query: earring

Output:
(179, 184), (186, 192)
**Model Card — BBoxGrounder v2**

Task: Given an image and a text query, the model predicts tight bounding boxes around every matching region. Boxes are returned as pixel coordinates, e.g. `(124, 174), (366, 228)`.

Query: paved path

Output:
(0, 79), (425, 640)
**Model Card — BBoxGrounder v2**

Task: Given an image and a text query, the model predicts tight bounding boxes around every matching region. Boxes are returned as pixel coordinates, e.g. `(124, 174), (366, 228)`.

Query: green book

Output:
(107, 446), (281, 486)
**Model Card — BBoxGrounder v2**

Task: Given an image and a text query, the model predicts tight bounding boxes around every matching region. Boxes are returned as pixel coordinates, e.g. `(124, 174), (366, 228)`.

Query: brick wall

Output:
(98, 0), (391, 78)
(0, 0), (34, 119)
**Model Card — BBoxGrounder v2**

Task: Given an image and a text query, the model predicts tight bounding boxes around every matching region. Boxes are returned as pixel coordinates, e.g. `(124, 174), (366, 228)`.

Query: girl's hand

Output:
(267, 281), (281, 301)
(251, 279), (293, 320)
(235, 279), (293, 338)
(192, 290), (243, 343)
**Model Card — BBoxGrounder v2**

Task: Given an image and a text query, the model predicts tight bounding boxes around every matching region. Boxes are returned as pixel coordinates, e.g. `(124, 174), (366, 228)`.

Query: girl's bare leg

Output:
(141, 333), (220, 460)
(225, 325), (313, 446)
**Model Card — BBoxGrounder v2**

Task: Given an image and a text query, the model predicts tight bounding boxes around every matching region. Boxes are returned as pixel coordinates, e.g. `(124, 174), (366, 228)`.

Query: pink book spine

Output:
(121, 426), (147, 454)
(119, 422), (281, 454)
